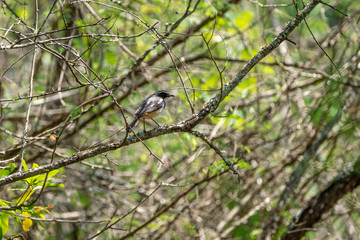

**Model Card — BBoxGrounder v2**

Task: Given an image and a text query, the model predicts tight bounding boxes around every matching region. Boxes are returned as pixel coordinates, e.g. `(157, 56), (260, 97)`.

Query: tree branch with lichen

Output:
(0, 0), (322, 187)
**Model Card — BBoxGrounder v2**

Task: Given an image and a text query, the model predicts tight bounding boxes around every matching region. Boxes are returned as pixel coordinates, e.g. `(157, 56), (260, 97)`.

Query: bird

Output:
(127, 90), (175, 132)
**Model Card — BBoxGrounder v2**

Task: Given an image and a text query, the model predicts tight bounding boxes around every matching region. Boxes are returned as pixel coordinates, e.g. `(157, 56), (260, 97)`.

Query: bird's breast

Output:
(141, 109), (161, 119)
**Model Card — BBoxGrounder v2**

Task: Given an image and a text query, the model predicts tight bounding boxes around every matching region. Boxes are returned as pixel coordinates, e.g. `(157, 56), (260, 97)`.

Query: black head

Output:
(154, 90), (175, 99)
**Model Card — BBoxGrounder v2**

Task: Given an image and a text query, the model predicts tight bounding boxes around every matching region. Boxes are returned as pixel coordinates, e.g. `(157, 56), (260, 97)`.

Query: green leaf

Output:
(0, 163), (15, 178)
(22, 159), (28, 171)
(37, 170), (59, 181)
(32, 163), (39, 168)
(244, 146), (251, 153)
(16, 189), (35, 205)
(237, 160), (251, 170)
(238, 77), (257, 92)
(250, 228), (263, 237)
(105, 50), (117, 65)
(45, 183), (65, 188)
(0, 212), (9, 238)
(305, 231), (316, 239)
(274, 226), (287, 239)
(235, 10), (254, 30)
(0, 199), (11, 207)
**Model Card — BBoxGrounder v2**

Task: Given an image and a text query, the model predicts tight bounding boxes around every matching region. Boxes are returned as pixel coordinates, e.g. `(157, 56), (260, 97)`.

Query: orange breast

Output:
(138, 109), (161, 119)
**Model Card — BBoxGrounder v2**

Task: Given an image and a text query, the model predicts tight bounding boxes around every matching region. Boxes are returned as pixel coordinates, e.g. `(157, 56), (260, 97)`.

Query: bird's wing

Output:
(134, 93), (154, 115)
(135, 95), (163, 117)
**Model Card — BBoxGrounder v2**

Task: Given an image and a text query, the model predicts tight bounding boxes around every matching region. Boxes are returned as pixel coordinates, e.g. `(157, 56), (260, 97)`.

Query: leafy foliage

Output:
(1, 0), (360, 239)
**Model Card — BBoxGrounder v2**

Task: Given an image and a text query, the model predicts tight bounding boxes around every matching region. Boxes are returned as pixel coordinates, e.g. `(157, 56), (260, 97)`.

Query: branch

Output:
(117, 173), (220, 239)
(261, 109), (343, 239)
(282, 156), (360, 240)
(61, 0), (242, 134)
(89, 184), (162, 239)
(147, 0), (241, 66)
(0, 0), (322, 187)
(191, 130), (241, 182)
(18, 0), (39, 171)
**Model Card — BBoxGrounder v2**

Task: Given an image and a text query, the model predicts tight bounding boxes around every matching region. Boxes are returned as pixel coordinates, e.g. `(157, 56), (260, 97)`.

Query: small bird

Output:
(127, 90), (175, 132)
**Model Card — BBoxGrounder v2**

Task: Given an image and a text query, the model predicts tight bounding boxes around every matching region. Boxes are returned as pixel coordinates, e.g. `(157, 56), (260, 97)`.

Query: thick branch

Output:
(0, 0), (321, 187)
(282, 156), (360, 240)
(261, 109), (342, 239)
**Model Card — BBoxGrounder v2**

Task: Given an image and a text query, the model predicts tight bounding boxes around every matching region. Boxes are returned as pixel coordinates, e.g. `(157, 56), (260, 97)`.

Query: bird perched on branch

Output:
(127, 90), (175, 132)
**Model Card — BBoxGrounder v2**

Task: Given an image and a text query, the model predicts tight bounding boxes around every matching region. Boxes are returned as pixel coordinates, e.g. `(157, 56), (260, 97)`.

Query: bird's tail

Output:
(127, 116), (141, 132)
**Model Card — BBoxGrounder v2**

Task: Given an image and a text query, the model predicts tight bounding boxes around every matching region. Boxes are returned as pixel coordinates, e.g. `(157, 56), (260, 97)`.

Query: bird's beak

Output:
(168, 94), (175, 98)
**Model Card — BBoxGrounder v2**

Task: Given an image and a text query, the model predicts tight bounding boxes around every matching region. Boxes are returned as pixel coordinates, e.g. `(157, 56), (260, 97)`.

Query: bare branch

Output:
(0, 0), (323, 187)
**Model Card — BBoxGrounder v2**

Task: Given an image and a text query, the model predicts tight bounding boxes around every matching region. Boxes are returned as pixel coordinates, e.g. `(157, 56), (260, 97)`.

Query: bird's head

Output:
(154, 90), (175, 99)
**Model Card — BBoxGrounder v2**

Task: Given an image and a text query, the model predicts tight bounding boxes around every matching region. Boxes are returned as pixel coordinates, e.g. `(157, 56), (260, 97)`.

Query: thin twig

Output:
(201, 32), (226, 113)
(303, 18), (342, 76)
(320, 0), (348, 16)
(191, 130), (241, 182)
(89, 184), (163, 239)
(248, 0), (292, 8)
(18, 26), (38, 172)
(0, 0), (323, 187)
(129, 128), (164, 164)
(117, 173), (221, 239)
